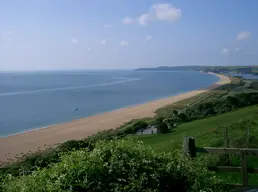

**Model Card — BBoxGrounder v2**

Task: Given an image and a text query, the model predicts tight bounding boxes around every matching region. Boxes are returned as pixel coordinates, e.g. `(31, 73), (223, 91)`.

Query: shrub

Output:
(157, 122), (169, 133)
(1, 139), (228, 192)
(155, 117), (169, 134)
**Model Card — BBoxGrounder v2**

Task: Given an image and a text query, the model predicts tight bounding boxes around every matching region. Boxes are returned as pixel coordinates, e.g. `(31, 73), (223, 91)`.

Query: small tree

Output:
(172, 110), (178, 116)
(156, 117), (169, 133)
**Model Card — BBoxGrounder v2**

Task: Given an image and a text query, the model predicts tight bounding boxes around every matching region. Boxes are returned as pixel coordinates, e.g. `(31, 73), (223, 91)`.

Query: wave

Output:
(111, 76), (129, 80)
(0, 78), (141, 97)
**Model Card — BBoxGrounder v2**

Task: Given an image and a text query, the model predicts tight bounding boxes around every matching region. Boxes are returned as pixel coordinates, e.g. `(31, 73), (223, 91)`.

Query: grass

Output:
(135, 105), (258, 185)
(136, 105), (258, 150)
(155, 76), (242, 117)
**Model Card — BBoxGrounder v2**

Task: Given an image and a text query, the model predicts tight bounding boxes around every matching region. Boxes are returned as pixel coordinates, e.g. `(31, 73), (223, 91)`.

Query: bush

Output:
(155, 117), (169, 134)
(1, 139), (228, 192)
(173, 92), (258, 125)
(157, 122), (169, 133)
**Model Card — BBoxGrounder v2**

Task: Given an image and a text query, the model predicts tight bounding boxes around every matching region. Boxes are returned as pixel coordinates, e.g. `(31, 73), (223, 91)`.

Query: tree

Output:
(156, 117), (169, 133)
(177, 113), (188, 122)
(226, 96), (239, 108)
(172, 110), (178, 116)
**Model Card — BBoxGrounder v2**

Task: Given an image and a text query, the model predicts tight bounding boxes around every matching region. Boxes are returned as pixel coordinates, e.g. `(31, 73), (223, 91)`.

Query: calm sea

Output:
(0, 70), (218, 136)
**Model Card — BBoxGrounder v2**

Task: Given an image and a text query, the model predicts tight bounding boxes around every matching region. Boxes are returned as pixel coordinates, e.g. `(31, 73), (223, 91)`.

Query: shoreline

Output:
(0, 72), (217, 139)
(0, 91), (188, 139)
(0, 72), (230, 162)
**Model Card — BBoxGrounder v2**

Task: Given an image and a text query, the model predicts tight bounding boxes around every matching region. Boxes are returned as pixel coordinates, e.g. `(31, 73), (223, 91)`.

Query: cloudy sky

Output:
(0, 0), (257, 70)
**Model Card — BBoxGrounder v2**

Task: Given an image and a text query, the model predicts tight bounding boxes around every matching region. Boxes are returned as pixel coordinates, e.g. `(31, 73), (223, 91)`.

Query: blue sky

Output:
(0, 0), (257, 70)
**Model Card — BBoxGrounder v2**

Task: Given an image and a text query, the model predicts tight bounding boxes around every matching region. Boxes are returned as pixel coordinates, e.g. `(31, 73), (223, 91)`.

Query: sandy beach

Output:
(0, 73), (230, 163)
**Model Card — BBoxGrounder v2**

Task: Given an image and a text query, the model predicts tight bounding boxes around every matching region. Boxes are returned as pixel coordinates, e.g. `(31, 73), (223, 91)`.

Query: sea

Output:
(0, 70), (219, 137)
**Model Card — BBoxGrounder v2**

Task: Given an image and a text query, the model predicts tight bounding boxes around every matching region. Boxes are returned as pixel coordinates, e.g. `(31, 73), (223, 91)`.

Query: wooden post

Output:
(224, 126), (230, 165)
(183, 137), (196, 157)
(240, 151), (248, 186)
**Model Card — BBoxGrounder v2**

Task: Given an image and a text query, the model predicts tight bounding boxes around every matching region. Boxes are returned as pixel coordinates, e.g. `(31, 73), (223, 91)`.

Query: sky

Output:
(0, 0), (258, 70)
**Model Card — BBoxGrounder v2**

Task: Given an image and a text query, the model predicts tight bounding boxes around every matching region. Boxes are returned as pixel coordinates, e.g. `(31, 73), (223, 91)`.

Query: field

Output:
(136, 105), (258, 185)
(136, 105), (258, 149)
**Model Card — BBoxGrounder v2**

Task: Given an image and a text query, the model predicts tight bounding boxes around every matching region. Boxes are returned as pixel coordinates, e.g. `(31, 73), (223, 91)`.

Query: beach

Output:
(0, 73), (230, 163)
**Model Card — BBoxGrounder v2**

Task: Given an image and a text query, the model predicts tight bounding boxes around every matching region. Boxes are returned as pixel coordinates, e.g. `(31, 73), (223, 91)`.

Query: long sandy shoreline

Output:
(0, 73), (230, 163)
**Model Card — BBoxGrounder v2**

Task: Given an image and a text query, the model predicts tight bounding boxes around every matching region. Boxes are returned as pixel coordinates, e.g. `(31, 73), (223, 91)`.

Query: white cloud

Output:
(122, 17), (135, 24)
(146, 35), (152, 41)
(123, 3), (181, 26)
(236, 31), (251, 41)
(221, 48), (229, 55)
(120, 40), (128, 47)
(71, 38), (79, 45)
(136, 3), (181, 26)
(137, 14), (150, 25)
(151, 3), (181, 22)
(100, 39), (107, 45)
(104, 24), (112, 28)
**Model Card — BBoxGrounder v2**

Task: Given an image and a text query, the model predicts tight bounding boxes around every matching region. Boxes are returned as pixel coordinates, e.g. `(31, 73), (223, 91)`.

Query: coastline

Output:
(0, 72), (230, 162)
(0, 91), (188, 139)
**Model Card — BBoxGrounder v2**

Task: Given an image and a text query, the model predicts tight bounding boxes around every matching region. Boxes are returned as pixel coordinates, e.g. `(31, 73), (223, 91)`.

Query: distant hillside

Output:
(135, 65), (258, 75)
(135, 66), (205, 71)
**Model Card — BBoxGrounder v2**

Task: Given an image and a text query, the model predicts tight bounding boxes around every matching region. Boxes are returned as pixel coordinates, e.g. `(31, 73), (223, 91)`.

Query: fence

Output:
(183, 136), (258, 188)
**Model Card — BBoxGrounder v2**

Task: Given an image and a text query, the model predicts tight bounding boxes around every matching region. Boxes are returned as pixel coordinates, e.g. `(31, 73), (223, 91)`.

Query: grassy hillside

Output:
(136, 105), (258, 150)
(136, 105), (258, 185)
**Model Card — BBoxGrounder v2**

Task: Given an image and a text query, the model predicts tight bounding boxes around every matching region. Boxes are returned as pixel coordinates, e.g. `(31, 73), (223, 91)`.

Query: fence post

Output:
(240, 150), (248, 186)
(183, 137), (196, 157)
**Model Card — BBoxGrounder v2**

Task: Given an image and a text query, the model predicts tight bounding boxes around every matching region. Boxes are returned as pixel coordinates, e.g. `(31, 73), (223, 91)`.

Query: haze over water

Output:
(0, 70), (218, 136)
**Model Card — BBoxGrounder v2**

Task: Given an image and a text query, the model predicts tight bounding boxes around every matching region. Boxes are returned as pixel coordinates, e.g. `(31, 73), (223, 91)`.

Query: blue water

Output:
(0, 70), (219, 136)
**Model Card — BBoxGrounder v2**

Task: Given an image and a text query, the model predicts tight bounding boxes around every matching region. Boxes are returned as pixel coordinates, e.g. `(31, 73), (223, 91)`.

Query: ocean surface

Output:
(0, 70), (219, 136)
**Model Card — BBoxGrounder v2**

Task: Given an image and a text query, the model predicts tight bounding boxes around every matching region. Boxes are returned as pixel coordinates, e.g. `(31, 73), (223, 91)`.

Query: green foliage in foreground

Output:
(1, 139), (230, 192)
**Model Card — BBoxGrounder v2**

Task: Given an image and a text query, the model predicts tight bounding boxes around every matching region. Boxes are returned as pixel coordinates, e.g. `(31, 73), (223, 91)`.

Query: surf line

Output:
(0, 78), (141, 97)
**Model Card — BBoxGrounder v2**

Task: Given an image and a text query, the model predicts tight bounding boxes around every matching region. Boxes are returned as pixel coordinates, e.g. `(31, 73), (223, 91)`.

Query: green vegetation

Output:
(155, 78), (258, 131)
(155, 117), (170, 133)
(0, 139), (230, 192)
(155, 76), (243, 117)
(137, 106), (258, 185)
(136, 105), (258, 151)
